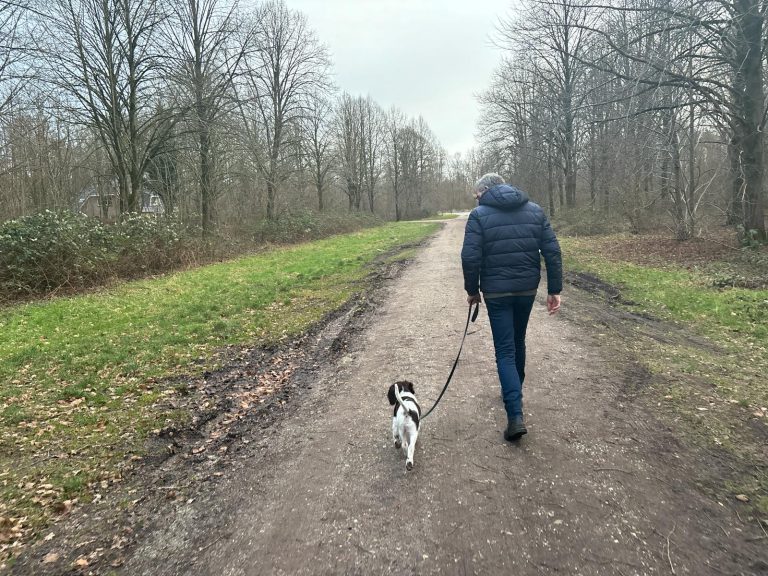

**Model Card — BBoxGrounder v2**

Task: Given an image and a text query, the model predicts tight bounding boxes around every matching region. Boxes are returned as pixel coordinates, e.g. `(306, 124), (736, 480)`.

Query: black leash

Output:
(421, 302), (480, 420)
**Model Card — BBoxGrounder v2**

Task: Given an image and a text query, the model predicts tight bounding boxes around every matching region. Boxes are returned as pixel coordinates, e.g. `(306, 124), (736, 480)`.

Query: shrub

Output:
(0, 211), (194, 300)
(553, 208), (619, 236)
(0, 209), (384, 302)
(253, 210), (382, 244)
(113, 214), (190, 275)
(736, 225), (763, 249)
(0, 211), (116, 295)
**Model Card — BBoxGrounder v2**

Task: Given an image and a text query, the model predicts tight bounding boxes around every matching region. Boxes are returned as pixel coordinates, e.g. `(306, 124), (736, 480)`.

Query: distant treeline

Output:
(0, 0), (480, 233)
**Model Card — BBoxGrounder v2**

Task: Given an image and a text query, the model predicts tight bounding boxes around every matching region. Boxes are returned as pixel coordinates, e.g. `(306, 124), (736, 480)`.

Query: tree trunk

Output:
(726, 136), (743, 226)
(671, 125), (688, 240)
(547, 148), (555, 216)
(599, 126), (609, 213)
(200, 121), (213, 234)
(685, 101), (696, 239)
(588, 124), (596, 207)
(266, 179), (276, 220)
(734, 0), (766, 239)
(563, 102), (577, 208)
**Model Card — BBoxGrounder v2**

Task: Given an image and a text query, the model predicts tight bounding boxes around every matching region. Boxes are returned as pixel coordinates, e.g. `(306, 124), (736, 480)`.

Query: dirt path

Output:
(119, 218), (766, 576)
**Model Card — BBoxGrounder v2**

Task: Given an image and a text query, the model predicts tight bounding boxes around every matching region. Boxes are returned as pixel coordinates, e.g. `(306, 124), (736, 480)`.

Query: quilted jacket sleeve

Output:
(540, 214), (563, 294)
(461, 210), (483, 295)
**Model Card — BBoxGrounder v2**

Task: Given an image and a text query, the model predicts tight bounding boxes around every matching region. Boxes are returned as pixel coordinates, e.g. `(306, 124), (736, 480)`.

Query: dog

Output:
(387, 380), (421, 470)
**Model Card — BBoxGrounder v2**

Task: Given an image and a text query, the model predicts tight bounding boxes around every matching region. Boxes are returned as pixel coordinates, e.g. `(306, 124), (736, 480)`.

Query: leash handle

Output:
(421, 302), (479, 420)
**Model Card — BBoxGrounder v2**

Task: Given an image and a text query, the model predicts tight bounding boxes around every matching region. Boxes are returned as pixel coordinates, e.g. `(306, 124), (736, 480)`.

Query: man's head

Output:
(472, 173), (505, 199)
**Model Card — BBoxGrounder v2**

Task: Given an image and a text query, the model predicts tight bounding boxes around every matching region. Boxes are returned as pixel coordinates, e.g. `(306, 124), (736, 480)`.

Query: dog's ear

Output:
(403, 381), (415, 395)
(387, 384), (397, 405)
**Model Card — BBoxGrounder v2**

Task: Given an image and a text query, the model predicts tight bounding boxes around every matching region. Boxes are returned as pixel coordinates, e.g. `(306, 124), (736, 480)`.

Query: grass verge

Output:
(0, 221), (439, 559)
(561, 235), (768, 515)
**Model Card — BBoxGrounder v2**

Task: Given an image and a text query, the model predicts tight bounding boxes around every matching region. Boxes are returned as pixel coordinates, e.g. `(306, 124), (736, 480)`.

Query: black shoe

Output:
(504, 417), (527, 442)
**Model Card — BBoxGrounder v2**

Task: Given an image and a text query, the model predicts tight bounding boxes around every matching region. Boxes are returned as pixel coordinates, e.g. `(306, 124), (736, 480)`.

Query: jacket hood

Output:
(479, 184), (529, 210)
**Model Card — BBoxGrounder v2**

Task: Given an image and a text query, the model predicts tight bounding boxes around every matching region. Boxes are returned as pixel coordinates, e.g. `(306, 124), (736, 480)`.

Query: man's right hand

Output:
(547, 294), (561, 315)
(467, 293), (482, 306)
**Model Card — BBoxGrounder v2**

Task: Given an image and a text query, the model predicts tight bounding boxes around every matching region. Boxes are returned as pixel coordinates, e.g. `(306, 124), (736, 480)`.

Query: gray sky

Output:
(287, 0), (513, 157)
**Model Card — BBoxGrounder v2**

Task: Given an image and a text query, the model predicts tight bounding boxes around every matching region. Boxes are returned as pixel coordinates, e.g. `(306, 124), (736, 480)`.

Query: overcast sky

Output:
(286, 0), (514, 157)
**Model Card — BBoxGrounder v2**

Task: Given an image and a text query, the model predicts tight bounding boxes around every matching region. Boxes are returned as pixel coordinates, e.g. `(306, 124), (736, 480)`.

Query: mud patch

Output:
(565, 271), (720, 352)
(565, 271), (622, 300)
(617, 360), (654, 399)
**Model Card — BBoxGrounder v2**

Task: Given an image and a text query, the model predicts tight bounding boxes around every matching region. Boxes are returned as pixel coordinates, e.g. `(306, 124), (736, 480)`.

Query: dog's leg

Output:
(392, 417), (401, 449)
(405, 426), (416, 471)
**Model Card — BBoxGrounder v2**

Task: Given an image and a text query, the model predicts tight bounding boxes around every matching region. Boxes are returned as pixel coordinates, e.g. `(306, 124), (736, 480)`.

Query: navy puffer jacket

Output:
(461, 184), (562, 296)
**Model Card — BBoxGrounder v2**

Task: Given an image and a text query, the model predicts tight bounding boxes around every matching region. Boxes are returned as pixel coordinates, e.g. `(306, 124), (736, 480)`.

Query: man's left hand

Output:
(547, 294), (561, 315)
(467, 293), (482, 305)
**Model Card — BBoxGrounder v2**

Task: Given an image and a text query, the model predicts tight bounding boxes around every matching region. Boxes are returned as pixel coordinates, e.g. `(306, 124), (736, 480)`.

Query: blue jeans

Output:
(485, 295), (536, 420)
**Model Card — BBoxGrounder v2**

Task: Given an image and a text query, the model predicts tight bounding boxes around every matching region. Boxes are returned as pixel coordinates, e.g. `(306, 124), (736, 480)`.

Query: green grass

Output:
(561, 237), (768, 347)
(562, 237), (768, 408)
(0, 221), (439, 549)
(561, 235), (768, 512)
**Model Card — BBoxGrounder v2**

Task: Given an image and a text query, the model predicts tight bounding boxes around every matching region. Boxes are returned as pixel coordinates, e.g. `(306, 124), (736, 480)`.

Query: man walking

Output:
(461, 173), (562, 441)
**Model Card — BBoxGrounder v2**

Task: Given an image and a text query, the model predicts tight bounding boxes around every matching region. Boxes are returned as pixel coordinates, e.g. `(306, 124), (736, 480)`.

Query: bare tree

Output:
(579, 0), (767, 238)
(383, 113), (439, 219)
(302, 91), (335, 211)
(0, 102), (83, 219)
(479, 57), (561, 214)
(409, 116), (437, 215)
(238, 0), (330, 220)
(41, 0), (175, 215)
(497, 0), (596, 209)
(0, 0), (31, 117)
(482, 0), (768, 241)
(360, 96), (384, 213)
(167, 0), (246, 233)
(335, 92), (365, 211)
(384, 106), (406, 220)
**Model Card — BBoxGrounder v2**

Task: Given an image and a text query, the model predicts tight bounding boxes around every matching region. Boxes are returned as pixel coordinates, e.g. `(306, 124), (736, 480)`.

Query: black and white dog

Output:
(387, 380), (421, 470)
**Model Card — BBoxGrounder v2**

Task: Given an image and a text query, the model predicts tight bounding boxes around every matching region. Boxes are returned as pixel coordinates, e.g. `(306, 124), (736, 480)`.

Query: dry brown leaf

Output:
(42, 552), (59, 564)
(52, 499), (74, 514)
(73, 556), (89, 568)
(735, 494), (750, 502)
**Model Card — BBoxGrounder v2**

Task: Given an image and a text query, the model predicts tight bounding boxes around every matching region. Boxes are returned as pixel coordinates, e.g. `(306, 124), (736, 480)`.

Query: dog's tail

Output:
(394, 383), (420, 429)
(393, 382), (407, 410)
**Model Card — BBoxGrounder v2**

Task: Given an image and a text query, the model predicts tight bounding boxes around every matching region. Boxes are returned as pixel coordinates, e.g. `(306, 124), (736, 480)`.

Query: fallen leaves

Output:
(0, 515), (25, 544)
(735, 494), (750, 503)
(1, 345), (302, 567)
